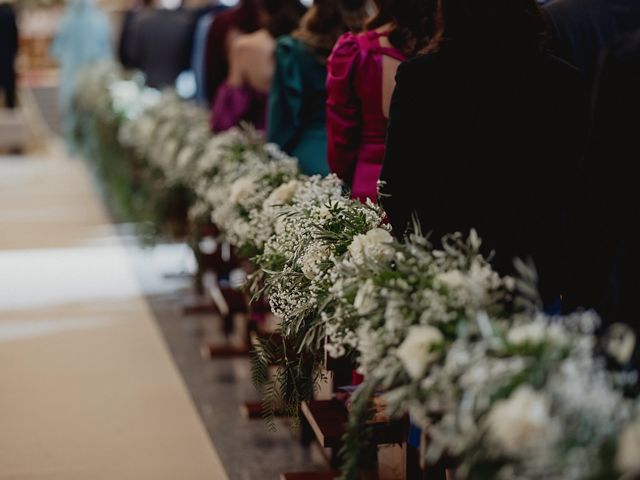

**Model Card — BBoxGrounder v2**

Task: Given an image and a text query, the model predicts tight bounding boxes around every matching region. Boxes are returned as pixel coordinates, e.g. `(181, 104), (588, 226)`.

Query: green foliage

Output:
(251, 332), (325, 428)
(339, 379), (378, 480)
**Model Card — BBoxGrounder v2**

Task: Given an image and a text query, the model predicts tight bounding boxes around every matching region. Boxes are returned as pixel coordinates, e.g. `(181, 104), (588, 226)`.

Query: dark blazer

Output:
(565, 30), (640, 360)
(0, 3), (18, 74)
(127, 9), (194, 89)
(545, 0), (640, 77)
(380, 44), (587, 305)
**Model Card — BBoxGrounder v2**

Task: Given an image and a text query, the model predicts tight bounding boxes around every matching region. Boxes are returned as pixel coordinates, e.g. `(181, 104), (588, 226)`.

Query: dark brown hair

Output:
(425, 0), (548, 53)
(235, 0), (262, 33)
(367, 0), (433, 55)
(294, 0), (369, 59)
(261, 0), (307, 38)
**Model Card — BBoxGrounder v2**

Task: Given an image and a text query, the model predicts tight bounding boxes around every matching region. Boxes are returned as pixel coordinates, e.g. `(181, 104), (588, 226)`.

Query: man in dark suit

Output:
(118, 0), (155, 69)
(544, 0), (640, 78)
(0, 1), (18, 109)
(126, 4), (195, 89)
(564, 30), (640, 367)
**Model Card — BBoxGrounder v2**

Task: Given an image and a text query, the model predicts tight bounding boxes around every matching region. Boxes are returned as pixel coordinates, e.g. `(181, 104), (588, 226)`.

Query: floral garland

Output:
(72, 61), (640, 480)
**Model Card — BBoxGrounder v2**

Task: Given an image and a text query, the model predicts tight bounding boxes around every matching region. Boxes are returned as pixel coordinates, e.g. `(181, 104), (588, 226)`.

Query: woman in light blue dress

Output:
(52, 0), (112, 115)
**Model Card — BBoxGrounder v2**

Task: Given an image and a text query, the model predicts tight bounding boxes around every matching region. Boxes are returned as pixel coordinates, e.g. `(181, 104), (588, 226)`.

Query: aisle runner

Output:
(0, 151), (229, 480)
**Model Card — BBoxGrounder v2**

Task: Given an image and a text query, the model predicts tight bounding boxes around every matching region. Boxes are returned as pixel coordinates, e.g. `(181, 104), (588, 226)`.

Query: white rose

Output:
(264, 179), (301, 207)
(396, 325), (444, 380)
(229, 177), (255, 205)
(605, 323), (637, 365)
(300, 242), (330, 280)
(354, 279), (378, 315)
(318, 205), (333, 220)
(507, 321), (568, 347)
(486, 386), (553, 457)
(348, 228), (394, 265)
(616, 418), (640, 473)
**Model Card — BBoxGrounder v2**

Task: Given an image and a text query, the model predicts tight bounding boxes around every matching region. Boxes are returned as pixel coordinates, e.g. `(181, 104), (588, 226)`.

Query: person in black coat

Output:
(563, 30), (640, 366)
(544, 0), (640, 80)
(118, 0), (155, 69)
(379, 0), (588, 308)
(0, 1), (18, 109)
(126, 6), (195, 89)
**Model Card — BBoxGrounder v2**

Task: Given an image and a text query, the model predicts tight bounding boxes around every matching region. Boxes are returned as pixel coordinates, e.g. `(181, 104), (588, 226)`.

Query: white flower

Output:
(176, 145), (195, 170)
(229, 177), (255, 205)
(507, 321), (568, 347)
(385, 298), (405, 332)
(109, 80), (140, 115)
(434, 260), (496, 307)
(605, 323), (637, 364)
(318, 205), (333, 220)
(354, 279), (378, 315)
(616, 418), (640, 473)
(486, 386), (553, 457)
(348, 228), (394, 265)
(265, 179), (301, 207)
(434, 269), (465, 290)
(300, 242), (330, 280)
(396, 325), (444, 380)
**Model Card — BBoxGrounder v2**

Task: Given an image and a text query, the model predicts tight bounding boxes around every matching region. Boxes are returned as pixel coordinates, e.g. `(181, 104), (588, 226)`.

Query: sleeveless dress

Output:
(326, 31), (406, 202)
(267, 35), (330, 176)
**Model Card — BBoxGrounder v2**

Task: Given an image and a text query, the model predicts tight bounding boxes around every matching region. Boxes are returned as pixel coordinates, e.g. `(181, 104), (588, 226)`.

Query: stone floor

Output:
(141, 287), (327, 480)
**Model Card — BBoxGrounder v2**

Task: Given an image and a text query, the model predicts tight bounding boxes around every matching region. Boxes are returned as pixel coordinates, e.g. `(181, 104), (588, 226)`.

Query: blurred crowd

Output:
(6, 0), (639, 356)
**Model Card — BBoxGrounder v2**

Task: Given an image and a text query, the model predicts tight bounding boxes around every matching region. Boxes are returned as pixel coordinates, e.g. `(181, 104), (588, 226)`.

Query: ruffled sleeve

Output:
(326, 32), (362, 185)
(267, 36), (304, 152)
(210, 82), (253, 133)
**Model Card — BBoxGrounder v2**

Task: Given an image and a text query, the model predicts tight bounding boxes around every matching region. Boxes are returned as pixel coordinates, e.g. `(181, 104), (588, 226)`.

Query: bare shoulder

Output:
(231, 29), (275, 56)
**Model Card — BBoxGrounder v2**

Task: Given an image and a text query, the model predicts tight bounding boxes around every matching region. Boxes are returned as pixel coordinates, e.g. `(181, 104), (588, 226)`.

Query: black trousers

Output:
(0, 68), (16, 109)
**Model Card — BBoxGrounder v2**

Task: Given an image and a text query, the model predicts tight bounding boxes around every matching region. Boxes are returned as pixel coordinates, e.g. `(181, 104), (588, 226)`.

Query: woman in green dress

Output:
(267, 0), (367, 176)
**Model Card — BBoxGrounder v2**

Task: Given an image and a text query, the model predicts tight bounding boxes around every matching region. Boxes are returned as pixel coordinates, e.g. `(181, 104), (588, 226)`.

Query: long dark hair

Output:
(294, 0), (369, 59)
(261, 0), (307, 37)
(426, 0), (548, 53)
(236, 0), (262, 33)
(367, 0), (433, 55)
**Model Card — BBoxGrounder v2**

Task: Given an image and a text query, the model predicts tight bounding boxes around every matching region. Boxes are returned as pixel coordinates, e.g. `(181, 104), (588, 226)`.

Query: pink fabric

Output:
(326, 31), (406, 203)
(210, 82), (267, 133)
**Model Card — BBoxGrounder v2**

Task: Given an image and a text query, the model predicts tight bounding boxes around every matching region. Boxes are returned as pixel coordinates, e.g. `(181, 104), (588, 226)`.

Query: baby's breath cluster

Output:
(72, 63), (640, 480)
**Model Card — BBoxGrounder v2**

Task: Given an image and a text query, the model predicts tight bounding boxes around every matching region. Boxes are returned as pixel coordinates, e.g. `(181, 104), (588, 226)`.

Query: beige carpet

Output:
(0, 148), (229, 480)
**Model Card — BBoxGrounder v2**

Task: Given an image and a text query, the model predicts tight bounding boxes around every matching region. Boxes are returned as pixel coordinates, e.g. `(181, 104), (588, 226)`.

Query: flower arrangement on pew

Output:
(119, 92), (209, 185)
(71, 64), (640, 480)
(205, 138), (300, 256)
(251, 175), (388, 420)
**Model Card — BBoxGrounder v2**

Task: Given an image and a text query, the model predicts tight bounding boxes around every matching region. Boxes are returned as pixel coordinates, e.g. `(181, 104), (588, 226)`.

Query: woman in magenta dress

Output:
(326, 0), (422, 203)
